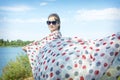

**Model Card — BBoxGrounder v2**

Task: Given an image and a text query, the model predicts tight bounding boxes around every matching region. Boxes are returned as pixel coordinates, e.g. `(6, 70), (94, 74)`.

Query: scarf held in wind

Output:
(24, 31), (120, 80)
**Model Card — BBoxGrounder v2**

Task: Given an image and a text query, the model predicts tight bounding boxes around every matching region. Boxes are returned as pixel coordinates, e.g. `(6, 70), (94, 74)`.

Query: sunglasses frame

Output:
(46, 21), (58, 25)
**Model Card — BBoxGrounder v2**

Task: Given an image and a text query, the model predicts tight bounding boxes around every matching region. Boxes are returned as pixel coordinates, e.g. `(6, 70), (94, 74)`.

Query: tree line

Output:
(0, 39), (33, 47)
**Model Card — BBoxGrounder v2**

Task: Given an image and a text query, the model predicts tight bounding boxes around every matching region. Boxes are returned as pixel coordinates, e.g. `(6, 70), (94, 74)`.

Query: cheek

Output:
(55, 25), (59, 29)
(56, 24), (59, 28)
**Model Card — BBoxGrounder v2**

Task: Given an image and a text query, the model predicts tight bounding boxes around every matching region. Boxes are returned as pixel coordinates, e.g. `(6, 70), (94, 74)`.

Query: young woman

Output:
(22, 13), (62, 52)
(23, 13), (120, 80)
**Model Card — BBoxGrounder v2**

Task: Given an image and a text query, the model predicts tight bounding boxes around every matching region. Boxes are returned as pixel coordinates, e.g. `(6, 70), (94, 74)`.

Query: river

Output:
(0, 47), (26, 76)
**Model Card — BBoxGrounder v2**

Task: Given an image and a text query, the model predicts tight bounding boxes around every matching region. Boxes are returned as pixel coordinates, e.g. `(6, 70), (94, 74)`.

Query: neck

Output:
(51, 30), (59, 33)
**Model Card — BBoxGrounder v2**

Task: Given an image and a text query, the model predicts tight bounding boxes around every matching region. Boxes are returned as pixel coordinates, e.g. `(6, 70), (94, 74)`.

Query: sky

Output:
(0, 0), (120, 41)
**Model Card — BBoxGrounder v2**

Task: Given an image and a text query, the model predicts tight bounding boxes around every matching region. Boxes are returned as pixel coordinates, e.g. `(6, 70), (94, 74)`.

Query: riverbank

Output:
(24, 77), (34, 80)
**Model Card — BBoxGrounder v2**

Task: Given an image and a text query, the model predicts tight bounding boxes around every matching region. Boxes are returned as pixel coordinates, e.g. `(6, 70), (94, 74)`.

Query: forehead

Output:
(48, 16), (57, 21)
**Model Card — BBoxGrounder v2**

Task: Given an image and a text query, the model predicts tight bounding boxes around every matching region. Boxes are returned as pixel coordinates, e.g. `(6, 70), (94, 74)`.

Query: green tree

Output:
(0, 39), (4, 46)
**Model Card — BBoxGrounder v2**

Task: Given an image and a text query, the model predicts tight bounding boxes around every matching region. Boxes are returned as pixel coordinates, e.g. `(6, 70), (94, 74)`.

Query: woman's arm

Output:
(22, 31), (62, 52)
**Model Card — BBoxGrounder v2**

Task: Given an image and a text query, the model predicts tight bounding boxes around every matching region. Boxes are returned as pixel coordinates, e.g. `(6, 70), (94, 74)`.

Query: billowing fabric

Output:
(24, 31), (120, 80)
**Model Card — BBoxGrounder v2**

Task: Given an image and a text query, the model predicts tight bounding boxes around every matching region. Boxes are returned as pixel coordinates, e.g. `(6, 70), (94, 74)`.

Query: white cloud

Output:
(40, 0), (57, 6)
(75, 8), (120, 21)
(40, 2), (48, 6)
(46, 0), (56, 2)
(0, 5), (34, 12)
(0, 17), (47, 23)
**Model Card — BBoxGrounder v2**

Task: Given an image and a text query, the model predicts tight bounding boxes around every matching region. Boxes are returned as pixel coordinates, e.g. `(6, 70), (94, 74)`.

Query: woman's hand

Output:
(22, 46), (27, 52)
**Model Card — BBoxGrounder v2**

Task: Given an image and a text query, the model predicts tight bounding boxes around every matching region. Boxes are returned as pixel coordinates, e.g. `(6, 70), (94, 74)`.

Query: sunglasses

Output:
(46, 21), (58, 25)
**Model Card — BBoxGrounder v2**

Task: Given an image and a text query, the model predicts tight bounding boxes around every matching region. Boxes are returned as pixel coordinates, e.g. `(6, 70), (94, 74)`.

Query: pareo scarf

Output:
(24, 31), (120, 80)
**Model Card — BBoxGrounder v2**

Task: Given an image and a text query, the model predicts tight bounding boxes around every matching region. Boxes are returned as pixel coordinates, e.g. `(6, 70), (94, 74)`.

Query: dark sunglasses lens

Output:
(52, 21), (57, 25)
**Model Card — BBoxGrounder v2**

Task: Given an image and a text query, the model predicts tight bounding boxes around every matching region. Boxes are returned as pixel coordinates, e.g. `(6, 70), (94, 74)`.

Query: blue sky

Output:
(0, 0), (120, 41)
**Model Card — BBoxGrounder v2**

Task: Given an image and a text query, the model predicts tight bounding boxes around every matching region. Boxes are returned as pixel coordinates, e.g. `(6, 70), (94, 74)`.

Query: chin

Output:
(51, 29), (55, 32)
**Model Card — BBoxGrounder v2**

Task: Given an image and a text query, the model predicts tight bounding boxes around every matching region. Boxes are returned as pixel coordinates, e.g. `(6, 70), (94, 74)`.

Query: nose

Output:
(50, 23), (52, 25)
(49, 23), (54, 25)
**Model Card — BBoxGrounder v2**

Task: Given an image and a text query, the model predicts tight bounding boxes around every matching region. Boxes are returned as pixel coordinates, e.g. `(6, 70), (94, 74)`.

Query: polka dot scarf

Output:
(24, 31), (120, 80)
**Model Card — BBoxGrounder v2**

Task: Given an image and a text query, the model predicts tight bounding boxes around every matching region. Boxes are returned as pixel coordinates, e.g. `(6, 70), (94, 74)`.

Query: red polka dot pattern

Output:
(24, 31), (120, 80)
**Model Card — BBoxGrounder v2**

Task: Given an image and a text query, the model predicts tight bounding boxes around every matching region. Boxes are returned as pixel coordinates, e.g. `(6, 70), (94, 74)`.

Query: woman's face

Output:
(47, 16), (60, 32)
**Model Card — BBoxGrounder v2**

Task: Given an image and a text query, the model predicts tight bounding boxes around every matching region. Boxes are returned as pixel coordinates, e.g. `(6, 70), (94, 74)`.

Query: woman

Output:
(23, 13), (120, 80)
(22, 13), (62, 79)
(22, 13), (62, 52)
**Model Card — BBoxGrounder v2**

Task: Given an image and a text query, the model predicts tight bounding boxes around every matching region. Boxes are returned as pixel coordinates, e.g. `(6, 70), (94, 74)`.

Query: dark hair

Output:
(48, 13), (61, 30)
